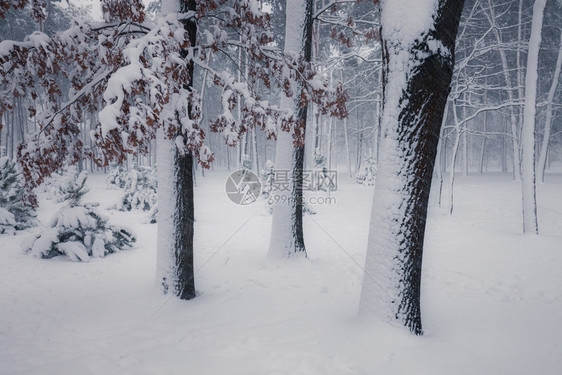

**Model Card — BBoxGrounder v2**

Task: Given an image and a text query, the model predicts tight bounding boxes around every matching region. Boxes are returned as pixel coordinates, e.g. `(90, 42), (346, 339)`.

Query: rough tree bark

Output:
(156, 0), (196, 300)
(268, 0), (314, 258)
(358, 0), (464, 335)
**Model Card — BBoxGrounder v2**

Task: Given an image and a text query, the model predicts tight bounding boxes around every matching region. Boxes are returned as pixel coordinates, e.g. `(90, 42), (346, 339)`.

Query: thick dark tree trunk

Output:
(359, 0), (465, 335)
(156, 0), (197, 300)
(290, 0), (313, 254)
(171, 149), (195, 300)
(175, 0), (197, 300)
(292, 145), (306, 252)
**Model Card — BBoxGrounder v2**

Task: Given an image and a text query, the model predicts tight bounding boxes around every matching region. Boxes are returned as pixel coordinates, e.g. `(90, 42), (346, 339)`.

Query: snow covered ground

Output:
(1, 168), (561, 375)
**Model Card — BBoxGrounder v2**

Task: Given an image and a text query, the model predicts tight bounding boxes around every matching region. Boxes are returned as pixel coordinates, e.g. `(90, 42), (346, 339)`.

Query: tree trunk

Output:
(251, 128), (260, 176)
(359, 0), (464, 335)
(156, 133), (195, 299)
(356, 131), (363, 172)
(344, 116), (352, 178)
(268, 0), (313, 258)
(484, 0), (522, 180)
(156, 0), (196, 300)
(537, 29), (562, 183)
(433, 102), (448, 207)
(521, 0), (546, 235)
(448, 102), (462, 215)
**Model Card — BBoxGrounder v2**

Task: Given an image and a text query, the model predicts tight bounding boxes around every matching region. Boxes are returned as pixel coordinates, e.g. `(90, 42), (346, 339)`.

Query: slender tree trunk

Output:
(538, 29), (562, 182)
(356, 132), (363, 171)
(327, 117), (333, 170)
(479, 80), (489, 174)
(479, 133), (487, 175)
(339, 70), (352, 178)
(156, 0), (196, 300)
(521, 0), (546, 235)
(516, 0), (525, 161)
(461, 93), (468, 177)
(9, 109), (14, 159)
(449, 101), (462, 215)
(434, 102), (448, 207)
(268, 0), (314, 258)
(359, 0), (464, 335)
(484, 0), (522, 180)
(501, 116), (507, 174)
(344, 116), (352, 178)
(251, 128), (259, 175)
(462, 123), (468, 176)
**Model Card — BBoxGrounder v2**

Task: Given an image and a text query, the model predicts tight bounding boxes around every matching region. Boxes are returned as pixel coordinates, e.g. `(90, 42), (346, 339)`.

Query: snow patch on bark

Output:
(155, 128), (179, 292)
(381, 0), (438, 48)
(267, 0), (309, 258)
(268, 97), (300, 258)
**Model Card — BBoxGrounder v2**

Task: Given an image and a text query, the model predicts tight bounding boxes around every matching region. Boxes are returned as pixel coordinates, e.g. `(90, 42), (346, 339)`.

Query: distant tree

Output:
(268, 0), (314, 258)
(520, 0), (547, 235)
(537, 27), (562, 183)
(268, 0), (348, 258)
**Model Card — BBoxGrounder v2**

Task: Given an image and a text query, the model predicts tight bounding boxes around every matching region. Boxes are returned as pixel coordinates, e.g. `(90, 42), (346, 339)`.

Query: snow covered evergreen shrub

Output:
(119, 166), (157, 213)
(106, 164), (128, 189)
(313, 148), (327, 168)
(0, 157), (37, 234)
(23, 171), (135, 262)
(60, 168), (89, 206)
(41, 166), (85, 202)
(355, 154), (377, 186)
(0, 207), (17, 234)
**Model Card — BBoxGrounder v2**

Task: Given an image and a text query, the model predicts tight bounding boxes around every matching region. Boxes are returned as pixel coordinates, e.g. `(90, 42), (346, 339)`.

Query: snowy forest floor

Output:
(1, 167), (562, 375)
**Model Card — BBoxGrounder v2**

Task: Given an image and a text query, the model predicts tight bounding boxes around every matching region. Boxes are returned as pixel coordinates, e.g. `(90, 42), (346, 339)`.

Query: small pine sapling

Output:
(106, 164), (129, 189)
(313, 148), (327, 169)
(24, 170), (135, 261)
(61, 168), (89, 206)
(42, 166), (87, 203)
(0, 157), (37, 234)
(0, 207), (17, 234)
(119, 166), (158, 214)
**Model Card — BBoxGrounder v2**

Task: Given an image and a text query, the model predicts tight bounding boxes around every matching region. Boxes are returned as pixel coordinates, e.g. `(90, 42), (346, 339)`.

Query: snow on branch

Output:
(0, 0), (46, 22)
(1, 0), (349, 204)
